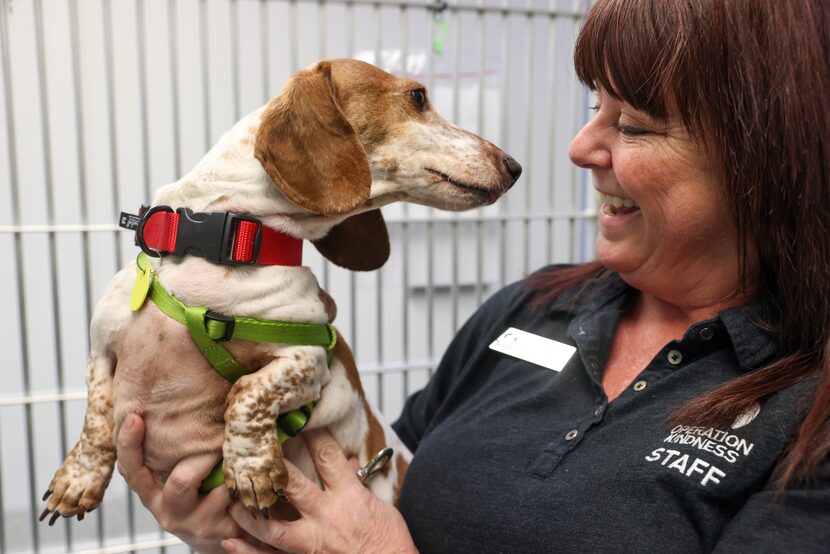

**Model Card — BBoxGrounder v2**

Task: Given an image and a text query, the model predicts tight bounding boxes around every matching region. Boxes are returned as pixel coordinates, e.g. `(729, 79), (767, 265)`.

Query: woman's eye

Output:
(612, 122), (651, 136)
(410, 88), (427, 109)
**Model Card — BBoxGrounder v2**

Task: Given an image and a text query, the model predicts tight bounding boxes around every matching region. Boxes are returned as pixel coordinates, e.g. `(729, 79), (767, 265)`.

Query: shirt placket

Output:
(527, 314), (609, 479)
(527, 308), (728, 480)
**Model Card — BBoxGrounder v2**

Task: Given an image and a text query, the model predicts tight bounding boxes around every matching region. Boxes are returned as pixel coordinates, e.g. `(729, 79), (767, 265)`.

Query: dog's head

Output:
(255, 59), (521, 271)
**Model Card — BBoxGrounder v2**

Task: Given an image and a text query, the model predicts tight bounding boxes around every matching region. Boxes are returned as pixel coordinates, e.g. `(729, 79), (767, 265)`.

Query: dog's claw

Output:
(276, 489), (288, 503)
(39, 508), (50, 522)
(77, 507), (86, 521)
(48, 512), (61, 526)
(42, 490), (52, 501)
(228, 488), (239, 501)
(260, 507), (270, 520)
(249, 506), (259, 520)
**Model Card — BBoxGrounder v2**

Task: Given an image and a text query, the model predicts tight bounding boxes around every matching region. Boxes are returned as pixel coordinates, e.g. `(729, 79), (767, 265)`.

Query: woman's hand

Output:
(221, 428), (417, 554)
(117, 413), (241, 554)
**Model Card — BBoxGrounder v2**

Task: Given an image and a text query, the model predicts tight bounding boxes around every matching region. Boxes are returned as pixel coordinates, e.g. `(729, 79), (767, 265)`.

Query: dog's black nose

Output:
(504, 155), (522, 182)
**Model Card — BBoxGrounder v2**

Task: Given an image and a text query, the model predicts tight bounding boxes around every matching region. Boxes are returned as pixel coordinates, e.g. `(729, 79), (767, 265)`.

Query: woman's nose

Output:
(568, 120), (611, 169)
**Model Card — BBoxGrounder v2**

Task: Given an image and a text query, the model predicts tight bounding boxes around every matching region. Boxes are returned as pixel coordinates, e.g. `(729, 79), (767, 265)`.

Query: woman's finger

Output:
(115, 414), (160, 507)
(301, 428), (356, 491)
(161, 452), (224, 519)
(221, 537), (285, 554)
(229, 502), (311, 553)
(190, 485), (237, 537)
(279, 459), (326, 516)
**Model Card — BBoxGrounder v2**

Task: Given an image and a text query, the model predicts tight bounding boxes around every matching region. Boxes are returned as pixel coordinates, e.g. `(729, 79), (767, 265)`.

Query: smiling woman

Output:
(569, 90), (737, 300)
(529, 0), (830, 488)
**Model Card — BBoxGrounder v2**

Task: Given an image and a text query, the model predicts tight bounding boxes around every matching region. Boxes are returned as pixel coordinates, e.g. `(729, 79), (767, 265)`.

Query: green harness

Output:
(131, 252), (337, 492)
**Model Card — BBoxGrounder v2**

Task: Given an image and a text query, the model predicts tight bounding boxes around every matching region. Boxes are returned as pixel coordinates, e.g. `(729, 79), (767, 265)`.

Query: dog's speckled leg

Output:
(223, 345), (328, 512)
(41, 352), (116, 523)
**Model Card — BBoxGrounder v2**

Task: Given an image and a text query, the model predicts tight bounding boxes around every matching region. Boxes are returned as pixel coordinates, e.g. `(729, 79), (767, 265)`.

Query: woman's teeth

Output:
(598, 192), (639, 215)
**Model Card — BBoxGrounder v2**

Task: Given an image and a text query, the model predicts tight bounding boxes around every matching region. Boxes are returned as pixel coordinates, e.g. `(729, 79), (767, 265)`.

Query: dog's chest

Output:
(108, 259), (331, 480)
(153, 257), (331, 323)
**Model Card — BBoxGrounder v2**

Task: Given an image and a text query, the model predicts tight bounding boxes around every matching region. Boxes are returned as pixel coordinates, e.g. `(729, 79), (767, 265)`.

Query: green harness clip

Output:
(133, 253), (334, 493)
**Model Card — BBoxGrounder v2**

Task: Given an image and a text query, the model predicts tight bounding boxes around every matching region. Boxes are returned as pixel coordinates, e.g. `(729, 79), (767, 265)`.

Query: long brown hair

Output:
(527, 0), (830, 485)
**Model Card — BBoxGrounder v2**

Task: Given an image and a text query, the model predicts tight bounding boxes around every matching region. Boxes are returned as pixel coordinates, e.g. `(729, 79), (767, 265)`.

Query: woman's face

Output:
(569, 90), (740, 302)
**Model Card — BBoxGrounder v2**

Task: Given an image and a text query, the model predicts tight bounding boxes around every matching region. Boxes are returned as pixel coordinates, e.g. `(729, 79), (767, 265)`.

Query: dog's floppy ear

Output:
(312, 209), (389, 271)
(255, 62), (371, 216)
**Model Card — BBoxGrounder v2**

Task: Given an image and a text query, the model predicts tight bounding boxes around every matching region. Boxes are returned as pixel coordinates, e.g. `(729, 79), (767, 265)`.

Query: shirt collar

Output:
(545, 269), (631, 316)
(544, 269), (777, 372)
(717, 300), (777, 371)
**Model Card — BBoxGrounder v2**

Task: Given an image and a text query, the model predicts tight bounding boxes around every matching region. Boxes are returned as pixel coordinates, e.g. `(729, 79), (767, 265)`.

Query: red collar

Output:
(122, 205), (302, 267)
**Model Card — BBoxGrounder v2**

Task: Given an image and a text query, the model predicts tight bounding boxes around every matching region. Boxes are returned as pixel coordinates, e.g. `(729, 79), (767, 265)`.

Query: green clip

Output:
(433, 17), (449, 55)
(130, 258), (153, 312)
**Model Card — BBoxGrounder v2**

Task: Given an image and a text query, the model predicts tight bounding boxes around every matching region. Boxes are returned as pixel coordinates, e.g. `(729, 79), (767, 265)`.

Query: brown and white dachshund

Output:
(40, 59), (521, 523)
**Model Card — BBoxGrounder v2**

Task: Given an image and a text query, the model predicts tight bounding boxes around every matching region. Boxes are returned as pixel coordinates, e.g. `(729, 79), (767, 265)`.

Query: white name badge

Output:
(489, 327), (576, 372)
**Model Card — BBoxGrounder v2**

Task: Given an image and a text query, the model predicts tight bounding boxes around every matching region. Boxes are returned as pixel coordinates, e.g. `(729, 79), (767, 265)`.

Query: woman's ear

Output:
(312, 209), (389, 271)
(254, 61), (372, 216)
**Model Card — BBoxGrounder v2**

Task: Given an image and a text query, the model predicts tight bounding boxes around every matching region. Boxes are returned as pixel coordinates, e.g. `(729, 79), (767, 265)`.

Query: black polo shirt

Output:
(393, 269), (828, 553)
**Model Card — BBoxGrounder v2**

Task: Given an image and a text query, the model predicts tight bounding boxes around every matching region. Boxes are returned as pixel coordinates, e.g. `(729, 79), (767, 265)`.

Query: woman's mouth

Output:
(598, 192), (639, 215)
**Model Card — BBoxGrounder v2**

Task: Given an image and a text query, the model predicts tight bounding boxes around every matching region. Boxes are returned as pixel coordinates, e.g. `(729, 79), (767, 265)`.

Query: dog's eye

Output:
(410, 88), (427, 109)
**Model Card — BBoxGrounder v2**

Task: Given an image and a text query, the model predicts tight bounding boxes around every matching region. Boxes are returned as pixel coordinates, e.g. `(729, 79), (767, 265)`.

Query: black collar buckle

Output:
(173, 208), (262, 265)
(133, 206), (263, 265)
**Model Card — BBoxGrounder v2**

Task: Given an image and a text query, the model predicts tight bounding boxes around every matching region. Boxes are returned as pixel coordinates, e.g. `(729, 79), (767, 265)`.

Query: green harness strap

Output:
(134, 253), (337, 376)
(132, 252), (334, 492)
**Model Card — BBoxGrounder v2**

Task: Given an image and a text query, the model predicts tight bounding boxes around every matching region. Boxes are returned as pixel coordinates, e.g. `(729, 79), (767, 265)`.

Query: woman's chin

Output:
(595, 239), (644, 276)
(595, 237), (634, 273)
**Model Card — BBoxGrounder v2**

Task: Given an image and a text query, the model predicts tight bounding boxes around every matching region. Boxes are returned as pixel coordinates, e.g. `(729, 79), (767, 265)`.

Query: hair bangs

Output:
(574, 0), (700, 125)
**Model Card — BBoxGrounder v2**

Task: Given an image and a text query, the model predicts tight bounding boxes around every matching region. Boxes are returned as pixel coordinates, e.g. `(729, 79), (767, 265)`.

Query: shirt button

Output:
(633, 379), (647, 392)
(699, 327), (714, 341)
(667, 349), (683, 365)
(565, 429), (579, 441)
(594, 406), (603, 417)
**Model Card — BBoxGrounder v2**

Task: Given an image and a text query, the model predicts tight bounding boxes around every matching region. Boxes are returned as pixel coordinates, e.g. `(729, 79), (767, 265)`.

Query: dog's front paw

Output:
(223, 433), (288, 515)
(40, 442), (116, 525)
